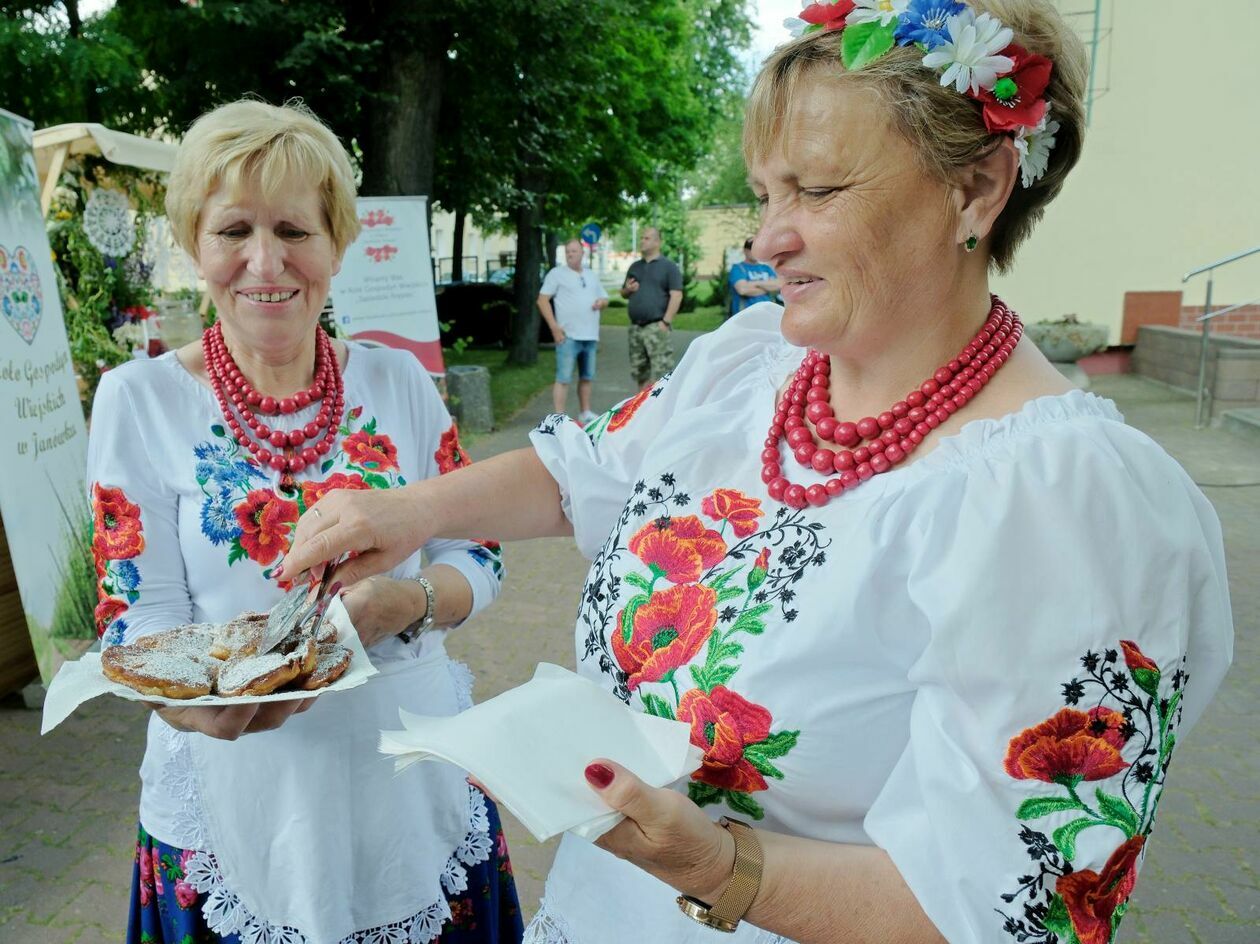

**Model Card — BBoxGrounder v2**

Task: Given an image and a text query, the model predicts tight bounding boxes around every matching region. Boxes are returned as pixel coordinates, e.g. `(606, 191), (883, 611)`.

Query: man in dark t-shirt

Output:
(620, 226), (683, 387)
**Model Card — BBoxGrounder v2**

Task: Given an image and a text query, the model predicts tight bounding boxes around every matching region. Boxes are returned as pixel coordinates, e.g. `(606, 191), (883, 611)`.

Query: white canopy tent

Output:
(33, 122), (177, 216)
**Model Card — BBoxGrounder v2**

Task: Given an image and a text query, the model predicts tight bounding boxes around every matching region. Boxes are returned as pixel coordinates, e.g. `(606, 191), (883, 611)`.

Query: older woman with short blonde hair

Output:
(88, 99), (523, 944)
(281, 2), (1232, 942)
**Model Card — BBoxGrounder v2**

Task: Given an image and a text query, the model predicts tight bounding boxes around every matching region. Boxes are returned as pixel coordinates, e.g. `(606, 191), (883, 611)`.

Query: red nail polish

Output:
(585, 763), (614, 789)
(273, 564), (285, 578)
(328, 581), (343, 597)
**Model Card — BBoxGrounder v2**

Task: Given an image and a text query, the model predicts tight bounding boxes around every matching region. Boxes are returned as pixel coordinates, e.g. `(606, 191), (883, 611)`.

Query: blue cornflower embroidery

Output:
(468, 545), (504, 579)
(895, 0), (965, 48)
(201, 486), (241, 546)
(113, 559), (141, 594)
(103, 620), (127, 647)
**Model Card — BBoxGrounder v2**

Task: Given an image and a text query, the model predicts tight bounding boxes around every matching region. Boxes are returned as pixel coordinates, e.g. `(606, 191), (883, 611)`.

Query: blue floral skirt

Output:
(126, 799), (524, 943)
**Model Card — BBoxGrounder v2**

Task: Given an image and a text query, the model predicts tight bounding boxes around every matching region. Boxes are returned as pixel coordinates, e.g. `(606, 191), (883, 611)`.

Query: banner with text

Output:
(0, 109), (92, 683)
(331, 196), (443, 374)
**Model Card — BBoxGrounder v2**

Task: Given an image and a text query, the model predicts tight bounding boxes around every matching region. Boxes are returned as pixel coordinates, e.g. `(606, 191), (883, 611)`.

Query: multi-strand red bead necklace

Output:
(202, 322), (345, 488)
(762, 296), (1022, 509)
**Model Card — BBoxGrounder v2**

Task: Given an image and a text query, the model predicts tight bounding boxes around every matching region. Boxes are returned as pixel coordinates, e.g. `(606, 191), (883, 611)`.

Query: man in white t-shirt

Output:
(537, 238), (609, 422)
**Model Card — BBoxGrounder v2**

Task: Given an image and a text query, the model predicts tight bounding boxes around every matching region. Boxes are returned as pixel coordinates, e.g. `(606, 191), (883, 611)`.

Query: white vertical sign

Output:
(330, 196), (445, 374)
(0, 109), (92, 683)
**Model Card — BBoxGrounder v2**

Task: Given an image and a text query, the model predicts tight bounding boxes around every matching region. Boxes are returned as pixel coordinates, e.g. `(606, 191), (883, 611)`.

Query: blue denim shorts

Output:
(556, 337), (598, 383)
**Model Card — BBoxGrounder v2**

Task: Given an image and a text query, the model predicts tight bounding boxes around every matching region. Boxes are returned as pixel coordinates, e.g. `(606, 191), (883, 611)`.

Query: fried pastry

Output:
(217, 638), (318, 697)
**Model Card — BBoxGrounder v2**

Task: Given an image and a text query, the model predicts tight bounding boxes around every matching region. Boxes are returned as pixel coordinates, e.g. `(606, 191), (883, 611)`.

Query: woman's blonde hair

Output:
(744, 0), (1088, 271)
(166, 99), (361, 258)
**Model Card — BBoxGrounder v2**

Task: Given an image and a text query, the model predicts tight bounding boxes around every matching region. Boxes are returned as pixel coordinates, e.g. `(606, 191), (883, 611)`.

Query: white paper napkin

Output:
(378, 663), (704, 842)
(41, 595), (377, 735)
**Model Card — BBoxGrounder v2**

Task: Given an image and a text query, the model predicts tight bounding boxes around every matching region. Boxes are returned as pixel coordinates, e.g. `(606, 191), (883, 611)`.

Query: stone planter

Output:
(1025, 321), (1109, 363)
(1025, 320), (1109, 390)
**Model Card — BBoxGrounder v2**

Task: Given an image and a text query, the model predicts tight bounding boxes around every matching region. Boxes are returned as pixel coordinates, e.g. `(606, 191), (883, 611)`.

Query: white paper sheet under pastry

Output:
(40, 595), (376, 735)
(378, 662), (704, 842)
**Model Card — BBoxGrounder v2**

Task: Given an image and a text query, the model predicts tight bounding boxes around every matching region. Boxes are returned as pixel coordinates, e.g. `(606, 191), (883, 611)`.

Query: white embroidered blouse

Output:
(523, 304), (1233, 944)
(87, 344), (504, 943)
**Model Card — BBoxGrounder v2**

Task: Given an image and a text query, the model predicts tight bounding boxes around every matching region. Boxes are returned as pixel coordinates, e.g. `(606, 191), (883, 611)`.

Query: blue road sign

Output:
(580, 222), (602, 245)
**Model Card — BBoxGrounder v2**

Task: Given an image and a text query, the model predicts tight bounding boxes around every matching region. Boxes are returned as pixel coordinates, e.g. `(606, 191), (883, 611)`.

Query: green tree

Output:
(0, 1), (147, 126)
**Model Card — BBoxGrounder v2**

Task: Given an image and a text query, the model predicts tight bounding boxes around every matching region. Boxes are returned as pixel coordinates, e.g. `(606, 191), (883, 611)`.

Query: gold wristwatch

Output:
(676, 817), (763, 932)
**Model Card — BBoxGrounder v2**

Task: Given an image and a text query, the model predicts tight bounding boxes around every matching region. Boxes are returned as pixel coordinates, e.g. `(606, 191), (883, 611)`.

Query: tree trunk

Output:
(544, 230), (559, 272)
(508, 194), (545, 366)
(452, 210), (466, 282)
(64, 0), (100, 123)
(358, 42), (445, 201)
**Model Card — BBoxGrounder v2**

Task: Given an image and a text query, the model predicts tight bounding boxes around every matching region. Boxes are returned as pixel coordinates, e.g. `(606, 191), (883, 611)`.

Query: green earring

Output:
(964, 233), (979, 253)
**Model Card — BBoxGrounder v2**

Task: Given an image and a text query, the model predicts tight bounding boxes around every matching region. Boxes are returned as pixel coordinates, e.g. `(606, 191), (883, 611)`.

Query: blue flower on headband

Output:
(895, 0), (966, 48)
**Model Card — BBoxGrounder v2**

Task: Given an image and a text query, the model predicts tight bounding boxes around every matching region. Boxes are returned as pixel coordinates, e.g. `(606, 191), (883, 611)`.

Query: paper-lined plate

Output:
(379, 663), (704, 842)
(41, 596), (376, 735)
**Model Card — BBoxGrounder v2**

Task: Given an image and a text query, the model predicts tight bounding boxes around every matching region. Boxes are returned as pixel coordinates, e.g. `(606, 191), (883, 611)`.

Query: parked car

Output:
(435, 280), (514, 347)
(486, 267), (514, 287)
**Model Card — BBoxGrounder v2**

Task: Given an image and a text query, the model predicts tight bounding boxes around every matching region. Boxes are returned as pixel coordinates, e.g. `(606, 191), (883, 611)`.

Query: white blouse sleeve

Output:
(864, 413), (1233, 943)
(529, 310), (783, 557)
(407, 358), (503, 619)
(86, 367), (193, 646)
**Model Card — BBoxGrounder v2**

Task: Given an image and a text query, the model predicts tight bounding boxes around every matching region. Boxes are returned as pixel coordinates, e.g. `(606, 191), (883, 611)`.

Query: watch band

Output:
(398, 574), (437, 642)
(676, 817), (763, 932)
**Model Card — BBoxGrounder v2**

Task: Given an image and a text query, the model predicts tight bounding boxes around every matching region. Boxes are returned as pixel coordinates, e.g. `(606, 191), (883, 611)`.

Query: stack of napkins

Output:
(379, 663), (704, 841)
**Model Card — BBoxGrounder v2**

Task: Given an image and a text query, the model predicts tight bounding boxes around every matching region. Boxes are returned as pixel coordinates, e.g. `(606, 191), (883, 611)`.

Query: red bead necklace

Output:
(761, 296), (1022, 509)
(202, 322), (345, 487)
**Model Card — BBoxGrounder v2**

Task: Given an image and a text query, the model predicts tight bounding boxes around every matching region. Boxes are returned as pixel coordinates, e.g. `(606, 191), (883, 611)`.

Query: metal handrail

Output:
(1183, 245), (1260, 427)
(1196, 296), (1260, 323)
(1183, 245), (1260, 283)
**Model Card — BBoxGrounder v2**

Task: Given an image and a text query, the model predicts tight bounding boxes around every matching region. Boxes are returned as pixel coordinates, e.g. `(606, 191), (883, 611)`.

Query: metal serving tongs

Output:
(259, 557), (343, 654)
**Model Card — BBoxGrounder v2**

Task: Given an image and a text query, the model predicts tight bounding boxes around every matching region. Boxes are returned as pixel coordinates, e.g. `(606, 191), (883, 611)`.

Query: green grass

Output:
(600, 305), (726, 333)
(443, 347), (557, 437)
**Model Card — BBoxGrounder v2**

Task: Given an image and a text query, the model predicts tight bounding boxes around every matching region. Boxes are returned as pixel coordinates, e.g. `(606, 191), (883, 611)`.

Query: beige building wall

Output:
(429, 209), (517, 280)
(691, 204), (760, 278)
(993, 0), (1260, 340)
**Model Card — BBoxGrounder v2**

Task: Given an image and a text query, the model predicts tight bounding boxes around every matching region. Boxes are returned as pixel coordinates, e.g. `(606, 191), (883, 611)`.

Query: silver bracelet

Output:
(398, 574), (437, 642)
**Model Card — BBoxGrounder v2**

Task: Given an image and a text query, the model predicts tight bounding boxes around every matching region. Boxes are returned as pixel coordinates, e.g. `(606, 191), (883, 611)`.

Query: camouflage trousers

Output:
(627, 321), (675, 386)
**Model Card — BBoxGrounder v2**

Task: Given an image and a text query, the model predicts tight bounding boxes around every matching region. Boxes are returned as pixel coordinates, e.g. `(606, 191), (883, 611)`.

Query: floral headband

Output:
(785, 0), (1059, 188)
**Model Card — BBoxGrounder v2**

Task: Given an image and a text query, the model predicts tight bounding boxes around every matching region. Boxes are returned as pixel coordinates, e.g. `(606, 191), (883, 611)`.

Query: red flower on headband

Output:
(974, 44), (1052, 133)
(801, 0), (855, 31)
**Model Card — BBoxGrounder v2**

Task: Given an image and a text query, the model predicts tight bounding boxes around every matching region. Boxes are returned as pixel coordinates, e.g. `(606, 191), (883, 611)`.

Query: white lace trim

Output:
(523, 898), (578, 944)
(185, 783), (491, 943)
(170, 659), (490, 944)
(157, 723), (208, 850)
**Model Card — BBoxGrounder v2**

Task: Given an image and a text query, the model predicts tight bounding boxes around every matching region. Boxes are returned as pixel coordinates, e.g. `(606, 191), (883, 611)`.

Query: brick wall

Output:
(1181, 304), (1260, 340)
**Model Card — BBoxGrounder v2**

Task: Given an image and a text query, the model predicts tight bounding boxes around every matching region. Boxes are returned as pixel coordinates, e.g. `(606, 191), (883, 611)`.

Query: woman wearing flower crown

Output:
(280, 2), (1233, 942)
(88, 99), (522, 943)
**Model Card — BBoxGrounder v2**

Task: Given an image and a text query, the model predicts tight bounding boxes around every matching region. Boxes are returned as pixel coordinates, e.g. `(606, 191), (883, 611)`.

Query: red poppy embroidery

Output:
(92, 483), (145, 560)
(301, 471), (371, 509)
(607, 387), (652, 434)
(1004, 706), (1130, 784)
(700, 488), (764, 538)
(613, 584), (718, 691)
(435, 423), (471, 474)
(678, 685), (774, 793)
(1120, 639), (1161, 696)
(628, 516), (726, 584)
(1055, 836), (1145, 944)
(234, 489), (300, 565)
(342, 430), (399, 472)
(975, 44), (1052, 134)
(94, 596), (129, 635)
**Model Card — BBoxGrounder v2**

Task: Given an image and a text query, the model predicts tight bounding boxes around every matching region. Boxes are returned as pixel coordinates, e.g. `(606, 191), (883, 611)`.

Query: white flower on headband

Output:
(1014, 106), (1060, 187)
(920, 10), (1014, 95)
(846, 0), (909, 28)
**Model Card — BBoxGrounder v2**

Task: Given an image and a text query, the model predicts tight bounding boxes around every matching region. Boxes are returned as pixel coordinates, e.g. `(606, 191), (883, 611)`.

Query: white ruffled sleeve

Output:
(528, 308), (783, 557)
(864, 407), (1233, 943)
(86, 366), (193, 646)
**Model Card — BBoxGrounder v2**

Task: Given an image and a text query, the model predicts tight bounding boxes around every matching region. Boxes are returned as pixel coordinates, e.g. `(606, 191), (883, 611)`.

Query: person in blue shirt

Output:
(727, 237), (781, 317)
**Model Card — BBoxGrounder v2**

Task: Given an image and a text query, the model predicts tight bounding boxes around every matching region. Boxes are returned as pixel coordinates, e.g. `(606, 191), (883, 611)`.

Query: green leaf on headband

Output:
(841, 21), (896, 70)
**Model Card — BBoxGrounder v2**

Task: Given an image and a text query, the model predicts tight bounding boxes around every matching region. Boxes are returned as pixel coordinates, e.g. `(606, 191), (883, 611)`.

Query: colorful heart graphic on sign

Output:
(0, 245), (43, 345)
